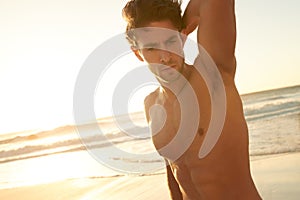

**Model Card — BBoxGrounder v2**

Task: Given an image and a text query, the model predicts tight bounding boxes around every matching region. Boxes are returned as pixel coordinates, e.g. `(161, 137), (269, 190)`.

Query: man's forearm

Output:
(166, 162), (183, 200)
(183, 0), (237, 72)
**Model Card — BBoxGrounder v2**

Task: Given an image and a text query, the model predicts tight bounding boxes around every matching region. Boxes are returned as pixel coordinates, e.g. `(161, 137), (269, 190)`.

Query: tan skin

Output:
(131, 0), (262, 199)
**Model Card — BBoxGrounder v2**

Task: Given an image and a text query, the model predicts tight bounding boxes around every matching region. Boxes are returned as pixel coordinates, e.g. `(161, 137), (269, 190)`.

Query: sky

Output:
(0, 0), (300, 134)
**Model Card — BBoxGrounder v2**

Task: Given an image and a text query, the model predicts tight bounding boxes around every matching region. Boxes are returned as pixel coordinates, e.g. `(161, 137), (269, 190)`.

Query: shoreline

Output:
(0, 152), (299, 199)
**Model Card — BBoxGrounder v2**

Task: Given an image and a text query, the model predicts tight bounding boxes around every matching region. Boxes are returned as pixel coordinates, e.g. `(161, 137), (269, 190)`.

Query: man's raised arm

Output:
(183, 0), (237, 75)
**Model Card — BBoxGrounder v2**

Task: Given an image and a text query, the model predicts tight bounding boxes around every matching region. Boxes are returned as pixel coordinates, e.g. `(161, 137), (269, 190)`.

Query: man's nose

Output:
(159, 49), (171, 64)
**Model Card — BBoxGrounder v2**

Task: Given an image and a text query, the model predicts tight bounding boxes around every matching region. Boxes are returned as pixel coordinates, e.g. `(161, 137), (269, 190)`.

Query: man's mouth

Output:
(161, 65), (176, 72)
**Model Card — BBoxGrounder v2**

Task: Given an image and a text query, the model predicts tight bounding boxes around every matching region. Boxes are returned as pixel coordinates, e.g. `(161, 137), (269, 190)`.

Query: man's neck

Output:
(159, 63), (191, 103)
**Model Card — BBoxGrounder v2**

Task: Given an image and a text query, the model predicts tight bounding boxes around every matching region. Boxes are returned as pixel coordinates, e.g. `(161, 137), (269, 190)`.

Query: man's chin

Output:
(156, 73), (181, 84)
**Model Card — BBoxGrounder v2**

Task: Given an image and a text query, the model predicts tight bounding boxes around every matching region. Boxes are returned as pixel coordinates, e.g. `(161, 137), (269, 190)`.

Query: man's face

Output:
(132, 20), (185, 83)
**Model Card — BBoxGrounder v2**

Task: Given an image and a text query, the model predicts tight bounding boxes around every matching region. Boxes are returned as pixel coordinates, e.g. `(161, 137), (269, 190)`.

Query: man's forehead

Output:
(132, 27), (180, 44)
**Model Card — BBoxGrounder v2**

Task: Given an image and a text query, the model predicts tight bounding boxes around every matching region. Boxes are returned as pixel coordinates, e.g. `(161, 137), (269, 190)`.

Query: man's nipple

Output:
(198, 128), (204, 136)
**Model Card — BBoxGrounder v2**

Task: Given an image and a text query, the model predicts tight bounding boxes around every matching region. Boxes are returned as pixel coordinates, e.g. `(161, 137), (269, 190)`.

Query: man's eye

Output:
(146, 47), (155, 51)
(167, 40), (177, 45)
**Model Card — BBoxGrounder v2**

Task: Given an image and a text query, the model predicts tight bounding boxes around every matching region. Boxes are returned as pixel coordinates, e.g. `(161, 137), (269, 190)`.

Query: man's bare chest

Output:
(149, 87), (209, 161)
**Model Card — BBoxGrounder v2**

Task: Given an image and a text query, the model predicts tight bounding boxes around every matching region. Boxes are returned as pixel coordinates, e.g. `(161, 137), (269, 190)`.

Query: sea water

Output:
(0, 85), (299, 189)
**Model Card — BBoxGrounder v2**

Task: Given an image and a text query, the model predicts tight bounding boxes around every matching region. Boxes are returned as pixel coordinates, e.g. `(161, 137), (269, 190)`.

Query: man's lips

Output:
(161, 65), (176, 72)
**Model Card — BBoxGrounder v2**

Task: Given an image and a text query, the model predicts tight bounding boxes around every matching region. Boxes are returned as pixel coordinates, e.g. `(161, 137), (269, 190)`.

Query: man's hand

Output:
(182, 0), (201, 36)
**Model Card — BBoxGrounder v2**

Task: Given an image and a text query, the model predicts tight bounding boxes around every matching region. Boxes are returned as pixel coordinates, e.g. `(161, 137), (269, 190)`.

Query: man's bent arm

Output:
(144, 96), (183, 200)
(166, 160), (183, 200)
(183, 0), (237, 75)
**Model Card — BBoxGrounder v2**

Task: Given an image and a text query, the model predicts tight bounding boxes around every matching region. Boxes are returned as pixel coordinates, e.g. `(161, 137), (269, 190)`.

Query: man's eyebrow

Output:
(143, 42), (159, 48)
(142, 35), (179, 48)
(166, 35), (178, 42)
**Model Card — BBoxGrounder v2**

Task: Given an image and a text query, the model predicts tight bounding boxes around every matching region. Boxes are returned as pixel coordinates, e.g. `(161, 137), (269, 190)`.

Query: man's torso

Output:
(145, 64), (260, 199)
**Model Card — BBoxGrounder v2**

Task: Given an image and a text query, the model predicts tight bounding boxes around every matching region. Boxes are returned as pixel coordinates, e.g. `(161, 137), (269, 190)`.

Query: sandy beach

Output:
(0, 152), (299, 200)
(250, 153), (300, 200)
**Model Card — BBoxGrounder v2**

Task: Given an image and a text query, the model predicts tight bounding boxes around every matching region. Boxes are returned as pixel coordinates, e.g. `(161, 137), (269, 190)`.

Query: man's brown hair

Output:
(122, 0), (184, 46)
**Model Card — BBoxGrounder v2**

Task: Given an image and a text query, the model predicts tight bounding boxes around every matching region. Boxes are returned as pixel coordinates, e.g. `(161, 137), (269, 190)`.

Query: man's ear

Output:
(180, 32), (188, 46)
(131, 46), (144, 62)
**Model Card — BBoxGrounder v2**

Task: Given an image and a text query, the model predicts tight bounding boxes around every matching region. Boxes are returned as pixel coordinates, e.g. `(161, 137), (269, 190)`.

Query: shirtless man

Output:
(122, 0), (262, 199)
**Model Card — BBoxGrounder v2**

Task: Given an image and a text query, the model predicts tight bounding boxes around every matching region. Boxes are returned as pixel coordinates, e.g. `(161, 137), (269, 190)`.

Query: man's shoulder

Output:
(144, 87), (160, 108)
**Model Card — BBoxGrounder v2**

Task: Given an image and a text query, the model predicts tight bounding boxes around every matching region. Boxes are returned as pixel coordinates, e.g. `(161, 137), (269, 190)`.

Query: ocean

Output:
(0, 85), (300, 189)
